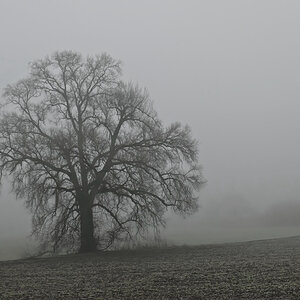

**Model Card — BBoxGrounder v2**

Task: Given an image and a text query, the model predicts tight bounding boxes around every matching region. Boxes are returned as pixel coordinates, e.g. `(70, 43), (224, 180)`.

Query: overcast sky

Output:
(1, 0), (300, 259)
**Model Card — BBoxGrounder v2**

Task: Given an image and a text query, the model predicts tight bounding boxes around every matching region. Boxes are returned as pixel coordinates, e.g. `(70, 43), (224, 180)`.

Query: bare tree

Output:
(0, 51), (204, 253)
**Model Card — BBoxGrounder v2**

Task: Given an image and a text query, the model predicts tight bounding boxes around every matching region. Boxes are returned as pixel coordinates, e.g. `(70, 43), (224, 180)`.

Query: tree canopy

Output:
(0, 51), (204, 252)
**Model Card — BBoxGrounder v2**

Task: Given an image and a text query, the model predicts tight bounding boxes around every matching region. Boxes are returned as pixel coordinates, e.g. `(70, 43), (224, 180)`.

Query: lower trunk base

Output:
(79, 205), (97, 253)
(79, 238), (97, 253)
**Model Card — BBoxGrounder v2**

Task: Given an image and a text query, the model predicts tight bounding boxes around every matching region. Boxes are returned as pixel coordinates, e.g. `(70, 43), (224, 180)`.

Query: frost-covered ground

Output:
(0, 236), (299, 299)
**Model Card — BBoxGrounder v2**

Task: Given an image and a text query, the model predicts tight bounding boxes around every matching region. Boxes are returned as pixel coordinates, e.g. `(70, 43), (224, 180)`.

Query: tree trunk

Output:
(79, 204), (97, 253)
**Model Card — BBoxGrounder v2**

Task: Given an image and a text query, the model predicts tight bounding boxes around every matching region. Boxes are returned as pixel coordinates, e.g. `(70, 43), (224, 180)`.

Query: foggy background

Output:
(1, 0), (300, 260)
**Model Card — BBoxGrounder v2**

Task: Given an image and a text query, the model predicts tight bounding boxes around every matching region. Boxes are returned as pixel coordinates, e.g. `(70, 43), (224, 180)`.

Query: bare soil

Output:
(0, 236), (299, 299)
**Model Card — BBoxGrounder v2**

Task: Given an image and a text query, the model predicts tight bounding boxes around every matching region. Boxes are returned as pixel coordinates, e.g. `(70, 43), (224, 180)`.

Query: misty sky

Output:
(1, 0), (300, 258)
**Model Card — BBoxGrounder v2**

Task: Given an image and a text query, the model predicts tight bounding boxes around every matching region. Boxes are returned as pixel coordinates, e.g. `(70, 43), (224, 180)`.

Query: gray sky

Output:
(1, 0), (300, 259)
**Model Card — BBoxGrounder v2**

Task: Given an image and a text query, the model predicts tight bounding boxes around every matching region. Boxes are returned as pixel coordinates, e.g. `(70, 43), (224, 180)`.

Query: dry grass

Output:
(0, 236), (299, 299)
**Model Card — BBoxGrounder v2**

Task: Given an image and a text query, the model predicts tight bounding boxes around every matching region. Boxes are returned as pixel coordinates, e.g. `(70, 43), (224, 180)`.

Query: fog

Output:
(1, 0), (300, 260)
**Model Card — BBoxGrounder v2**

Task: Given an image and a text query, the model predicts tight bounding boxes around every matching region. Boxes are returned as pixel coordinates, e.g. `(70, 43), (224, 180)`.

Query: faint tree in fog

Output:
(0, 51), (204, 253)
